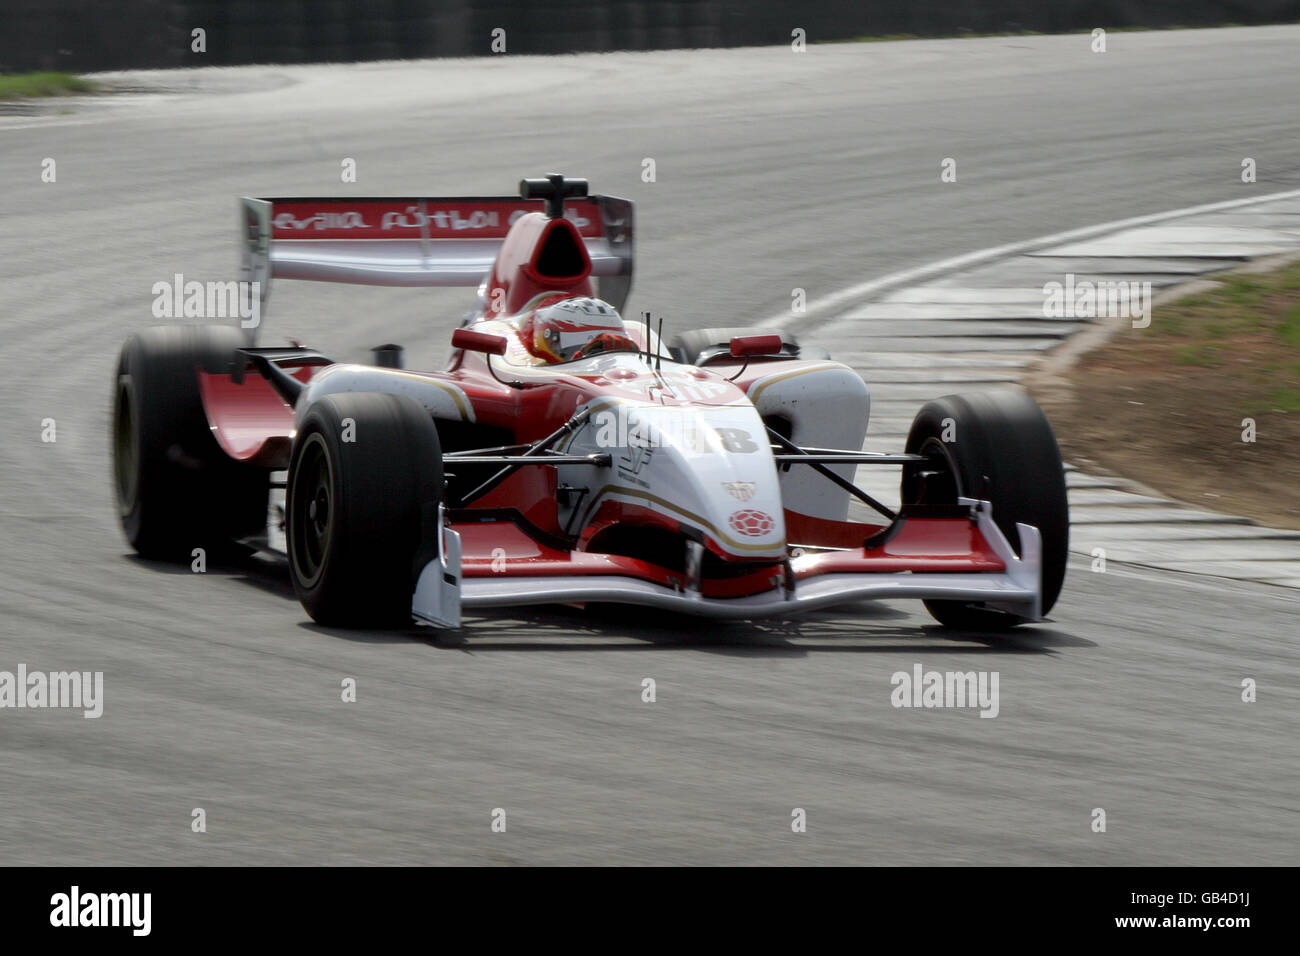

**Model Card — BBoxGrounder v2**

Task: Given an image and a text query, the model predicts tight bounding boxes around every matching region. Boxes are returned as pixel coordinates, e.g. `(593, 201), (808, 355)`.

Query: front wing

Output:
(412, 498), (1042, 627)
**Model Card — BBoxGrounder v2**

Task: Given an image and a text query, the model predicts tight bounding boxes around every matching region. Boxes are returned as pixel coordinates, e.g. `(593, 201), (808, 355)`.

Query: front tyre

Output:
(902, 390), (1069, 631)
(287, 392), (443, 627)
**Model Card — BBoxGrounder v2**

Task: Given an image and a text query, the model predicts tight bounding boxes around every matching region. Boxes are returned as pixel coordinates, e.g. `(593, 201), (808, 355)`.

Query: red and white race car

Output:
(112, 174), (1068, 631)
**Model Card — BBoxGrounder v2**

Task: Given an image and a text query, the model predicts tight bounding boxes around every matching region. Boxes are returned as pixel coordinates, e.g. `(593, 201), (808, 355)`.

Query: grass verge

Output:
(1035, 257), (1300, 529)
(0, 72), (95, 100)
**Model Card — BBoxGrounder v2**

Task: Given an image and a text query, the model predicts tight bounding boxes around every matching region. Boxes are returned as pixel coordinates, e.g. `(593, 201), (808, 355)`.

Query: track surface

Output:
(2, 29), (1298, 865)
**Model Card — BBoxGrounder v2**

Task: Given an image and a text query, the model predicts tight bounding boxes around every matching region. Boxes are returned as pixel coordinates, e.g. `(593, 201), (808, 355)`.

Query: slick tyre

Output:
(901, 390), (1069, 631)
(113, 325), (269, 559)
(287, 392), (443, 627)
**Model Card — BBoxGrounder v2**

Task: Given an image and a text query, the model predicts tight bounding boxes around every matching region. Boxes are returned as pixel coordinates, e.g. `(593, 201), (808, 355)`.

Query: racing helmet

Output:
(530, 296), (637, 364)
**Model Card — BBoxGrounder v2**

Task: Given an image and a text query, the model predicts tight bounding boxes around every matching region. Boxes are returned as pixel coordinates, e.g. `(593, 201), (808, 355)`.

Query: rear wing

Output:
(238, 193), (633, 326)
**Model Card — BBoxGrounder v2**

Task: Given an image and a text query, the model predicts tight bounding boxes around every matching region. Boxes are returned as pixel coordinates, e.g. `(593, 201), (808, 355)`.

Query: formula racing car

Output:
(112, 174), (1069, 630)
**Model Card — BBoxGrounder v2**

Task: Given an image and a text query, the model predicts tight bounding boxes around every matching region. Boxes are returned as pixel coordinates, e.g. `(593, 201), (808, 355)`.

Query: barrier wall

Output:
(2, 1), (1298, 74)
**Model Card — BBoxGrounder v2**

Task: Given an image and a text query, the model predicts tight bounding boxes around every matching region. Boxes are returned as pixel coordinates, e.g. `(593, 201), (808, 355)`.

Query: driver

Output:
(528, 296), (639, 364)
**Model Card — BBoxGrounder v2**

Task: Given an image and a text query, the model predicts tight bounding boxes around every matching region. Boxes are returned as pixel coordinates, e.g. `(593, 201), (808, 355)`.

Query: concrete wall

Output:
(3, 1), (1298, 74)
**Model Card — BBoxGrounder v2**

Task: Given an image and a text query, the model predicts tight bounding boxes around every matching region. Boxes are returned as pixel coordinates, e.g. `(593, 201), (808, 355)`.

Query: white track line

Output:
(762, 187), (1300, 330)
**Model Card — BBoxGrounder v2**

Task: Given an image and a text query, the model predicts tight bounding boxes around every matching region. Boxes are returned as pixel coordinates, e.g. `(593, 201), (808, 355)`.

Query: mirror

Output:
(452, 328), (509, 356)
(729, 334), (783, 358)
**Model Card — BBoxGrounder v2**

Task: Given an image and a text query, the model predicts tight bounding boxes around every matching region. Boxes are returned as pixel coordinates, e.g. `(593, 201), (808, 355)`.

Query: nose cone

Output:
(584, 399), (787, 560)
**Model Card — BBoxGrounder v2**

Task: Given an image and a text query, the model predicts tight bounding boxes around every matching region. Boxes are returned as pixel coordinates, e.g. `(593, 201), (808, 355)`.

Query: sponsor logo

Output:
(273, 210), (372, 231)
(380, 206), (505, 232)
(617, 442), (654, 487)
(722, 481), (757, 501)
(271, 206), (592, 235)
(728, 509), (775, 537)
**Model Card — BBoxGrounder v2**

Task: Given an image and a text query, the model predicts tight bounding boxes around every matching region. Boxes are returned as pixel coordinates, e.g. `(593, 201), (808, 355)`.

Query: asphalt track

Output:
(2, 28), (1299, 865)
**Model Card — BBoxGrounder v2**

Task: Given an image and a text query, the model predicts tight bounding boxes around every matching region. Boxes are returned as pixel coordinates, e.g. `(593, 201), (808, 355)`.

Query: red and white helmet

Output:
(530, 296), (636, 363)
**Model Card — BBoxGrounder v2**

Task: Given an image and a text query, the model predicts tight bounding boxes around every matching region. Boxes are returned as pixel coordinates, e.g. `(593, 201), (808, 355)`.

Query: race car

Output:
(112, 173), (1069, 631)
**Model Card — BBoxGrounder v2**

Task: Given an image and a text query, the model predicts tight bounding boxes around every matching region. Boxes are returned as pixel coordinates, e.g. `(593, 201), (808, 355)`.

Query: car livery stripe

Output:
(746, 362), (845, 405)
(379, 370), (473, 420)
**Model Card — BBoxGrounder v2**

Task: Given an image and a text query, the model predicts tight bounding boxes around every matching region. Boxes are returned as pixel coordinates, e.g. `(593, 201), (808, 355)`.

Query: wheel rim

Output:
(289, 433), (334, 589)
(113, 376), (139, 515)
(904, 435), (962, 506)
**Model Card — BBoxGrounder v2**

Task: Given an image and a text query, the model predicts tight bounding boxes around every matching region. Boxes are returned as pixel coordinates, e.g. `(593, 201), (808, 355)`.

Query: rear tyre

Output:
(113, 325), (269, 559)
(287, 393), (443, 627)
(901, 391), (1069, 631)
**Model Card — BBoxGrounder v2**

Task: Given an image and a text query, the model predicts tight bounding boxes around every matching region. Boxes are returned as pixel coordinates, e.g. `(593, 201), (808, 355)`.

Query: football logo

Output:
(729, 509), (775, 537)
